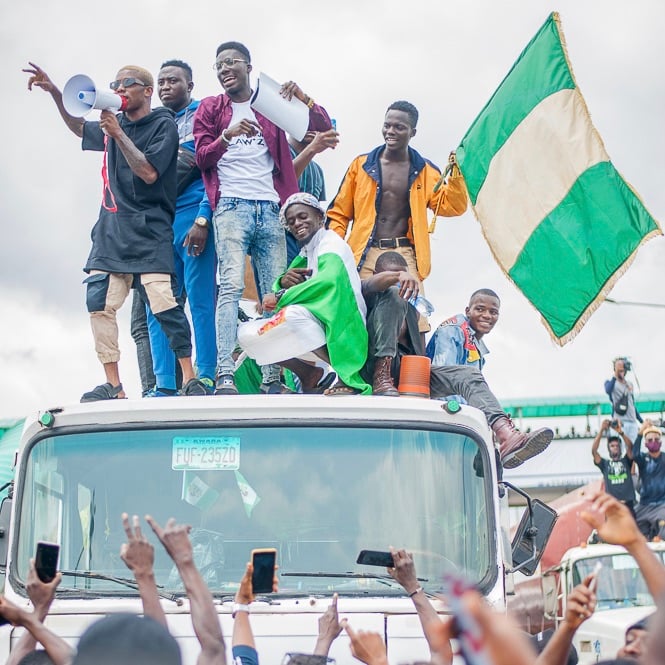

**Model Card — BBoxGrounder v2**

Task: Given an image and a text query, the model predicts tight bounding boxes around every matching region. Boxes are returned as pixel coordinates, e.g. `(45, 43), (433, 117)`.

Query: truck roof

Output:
(560, 542), (665, 562)
(22, 395), (493, 442)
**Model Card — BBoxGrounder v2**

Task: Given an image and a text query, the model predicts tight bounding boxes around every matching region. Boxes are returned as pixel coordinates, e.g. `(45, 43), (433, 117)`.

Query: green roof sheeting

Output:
(502, 393), (665, 418)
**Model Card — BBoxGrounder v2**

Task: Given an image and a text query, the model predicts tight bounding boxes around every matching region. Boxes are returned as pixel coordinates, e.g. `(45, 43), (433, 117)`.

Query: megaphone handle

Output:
(101, 136), (118, 212)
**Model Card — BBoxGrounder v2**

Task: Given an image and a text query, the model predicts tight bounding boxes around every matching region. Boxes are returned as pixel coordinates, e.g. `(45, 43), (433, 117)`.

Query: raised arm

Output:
(536, 577), (595, 665)
(615, 419), (634, 459)
(146, 516), (226, 665)
(23, 62), (84, 137)
(292, 130), (339, 179)
(582, 491), (665, 600)
(119, 512), (167, 627)
(313, 593), (343, 656)
(233, 563), (257, 652)
(7, 559), (63, 665)
(428, 154), (468, 218)
(387, 548), (447, 662)
(591, 420), (609, 464)
(0, 595), (74, 665)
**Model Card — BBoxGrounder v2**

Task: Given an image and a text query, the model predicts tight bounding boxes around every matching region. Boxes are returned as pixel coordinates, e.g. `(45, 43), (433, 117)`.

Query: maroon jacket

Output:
(193, 93), (331, 207)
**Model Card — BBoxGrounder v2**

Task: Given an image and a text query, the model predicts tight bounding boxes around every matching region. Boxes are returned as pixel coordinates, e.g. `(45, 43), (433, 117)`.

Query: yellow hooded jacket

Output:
(326, 145), (468, 281)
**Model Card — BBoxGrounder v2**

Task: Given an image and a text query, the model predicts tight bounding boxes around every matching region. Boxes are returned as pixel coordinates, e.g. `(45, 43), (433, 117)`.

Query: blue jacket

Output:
(426, 314), (489, 369)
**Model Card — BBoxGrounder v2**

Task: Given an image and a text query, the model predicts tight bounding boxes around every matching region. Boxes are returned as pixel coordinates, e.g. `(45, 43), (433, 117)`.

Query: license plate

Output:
(172, 436), (240, 470)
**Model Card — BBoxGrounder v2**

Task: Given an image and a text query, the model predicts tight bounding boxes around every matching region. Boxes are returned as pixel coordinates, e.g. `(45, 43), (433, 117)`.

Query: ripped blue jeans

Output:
(212, 197), (286, 383)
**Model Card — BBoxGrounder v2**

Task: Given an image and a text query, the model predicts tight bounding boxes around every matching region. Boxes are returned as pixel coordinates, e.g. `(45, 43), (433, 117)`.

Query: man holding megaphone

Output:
(24, 62), (208, 402)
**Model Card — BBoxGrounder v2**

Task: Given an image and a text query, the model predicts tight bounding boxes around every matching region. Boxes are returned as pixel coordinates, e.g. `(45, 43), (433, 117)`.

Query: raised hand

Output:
(23, 62), (57, 93)
(120, 513), (155, 577)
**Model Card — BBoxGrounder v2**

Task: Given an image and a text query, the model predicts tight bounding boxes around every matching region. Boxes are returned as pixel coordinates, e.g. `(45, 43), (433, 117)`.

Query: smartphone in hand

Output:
(251, 548), (277, 594)
(35, 541), (60, 583)
(356, 550), (394, 567)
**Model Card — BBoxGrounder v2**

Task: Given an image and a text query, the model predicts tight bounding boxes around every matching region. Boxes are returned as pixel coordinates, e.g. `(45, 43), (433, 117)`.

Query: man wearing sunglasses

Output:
(24, 62), (207, 401)
(193, 41), (332, 396)
(633, 422), (665, 539)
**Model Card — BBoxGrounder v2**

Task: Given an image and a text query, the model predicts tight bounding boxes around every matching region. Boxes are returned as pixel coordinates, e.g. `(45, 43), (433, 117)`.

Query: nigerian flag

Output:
(457, 12), (661, 345)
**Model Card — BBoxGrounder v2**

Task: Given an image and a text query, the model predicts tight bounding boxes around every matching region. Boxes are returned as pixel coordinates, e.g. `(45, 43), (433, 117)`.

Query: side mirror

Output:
(511, 498), (557, 575)
(0, 491), (12, 570)
(503, 481), (557, 576)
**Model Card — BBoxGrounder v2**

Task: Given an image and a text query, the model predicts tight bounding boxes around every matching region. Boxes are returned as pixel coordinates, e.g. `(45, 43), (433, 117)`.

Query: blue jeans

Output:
(146, 203), (218, 389)
(213, 198), (286, 382)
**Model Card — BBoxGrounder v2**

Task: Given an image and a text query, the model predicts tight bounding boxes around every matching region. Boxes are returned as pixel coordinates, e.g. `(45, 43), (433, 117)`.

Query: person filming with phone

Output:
(604, 357), (641, 444)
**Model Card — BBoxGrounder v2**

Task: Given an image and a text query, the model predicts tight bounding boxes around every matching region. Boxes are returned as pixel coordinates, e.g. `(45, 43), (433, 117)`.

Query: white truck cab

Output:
(544, 542), (665, 663)
(0, 395), (546, 664)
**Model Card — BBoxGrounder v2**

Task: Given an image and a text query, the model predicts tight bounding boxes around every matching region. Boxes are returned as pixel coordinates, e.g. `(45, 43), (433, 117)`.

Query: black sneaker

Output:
(214, 374), (238, 395)
(81, 382), (123, 403)
(181, 378), (210, 396)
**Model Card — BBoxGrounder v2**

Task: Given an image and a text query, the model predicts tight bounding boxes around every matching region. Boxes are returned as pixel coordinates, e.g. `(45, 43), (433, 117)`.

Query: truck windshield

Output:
(573, 552), (665, 609)
(14, 424), (493, 597)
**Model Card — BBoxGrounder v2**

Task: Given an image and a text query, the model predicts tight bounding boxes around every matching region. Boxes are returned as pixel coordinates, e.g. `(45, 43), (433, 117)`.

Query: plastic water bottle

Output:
(409, 295), (434, 317)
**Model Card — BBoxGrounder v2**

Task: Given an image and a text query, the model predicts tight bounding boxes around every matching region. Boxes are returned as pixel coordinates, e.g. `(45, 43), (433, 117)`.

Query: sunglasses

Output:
(645, 437), (661, 443)
(109, 77), (148, 91)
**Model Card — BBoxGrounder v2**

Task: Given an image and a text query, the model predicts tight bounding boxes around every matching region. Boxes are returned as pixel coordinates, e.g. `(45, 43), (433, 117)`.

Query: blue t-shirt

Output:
(634, 449), (665, 505)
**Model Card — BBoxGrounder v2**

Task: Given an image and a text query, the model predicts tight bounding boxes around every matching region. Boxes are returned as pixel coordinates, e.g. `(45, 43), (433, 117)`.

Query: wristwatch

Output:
(194, 217), (209, 228)
(232, 602), (251, 618)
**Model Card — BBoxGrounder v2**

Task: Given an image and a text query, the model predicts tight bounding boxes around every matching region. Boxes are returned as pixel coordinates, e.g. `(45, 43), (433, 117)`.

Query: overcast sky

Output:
(1, 0), (663, 417)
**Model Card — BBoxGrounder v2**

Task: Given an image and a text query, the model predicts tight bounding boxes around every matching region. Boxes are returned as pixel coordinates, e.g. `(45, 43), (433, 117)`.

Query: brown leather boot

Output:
(492, 416), (553, 469)
(372, 357), (399, 396)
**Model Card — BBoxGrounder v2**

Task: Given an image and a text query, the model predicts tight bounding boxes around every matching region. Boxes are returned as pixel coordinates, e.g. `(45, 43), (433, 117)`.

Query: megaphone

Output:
(63, 74), (127, 117)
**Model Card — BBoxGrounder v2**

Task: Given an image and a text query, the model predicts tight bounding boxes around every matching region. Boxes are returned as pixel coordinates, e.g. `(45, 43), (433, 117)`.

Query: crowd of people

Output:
(23, 40), (555, 471)
(18, 37), (664, 665)
(592, 417), (665, 540)
(0, 491), (663, 664)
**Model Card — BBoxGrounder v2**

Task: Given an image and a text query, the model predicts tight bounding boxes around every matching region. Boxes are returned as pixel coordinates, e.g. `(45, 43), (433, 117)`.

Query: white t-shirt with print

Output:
(217, 100), (279, 202)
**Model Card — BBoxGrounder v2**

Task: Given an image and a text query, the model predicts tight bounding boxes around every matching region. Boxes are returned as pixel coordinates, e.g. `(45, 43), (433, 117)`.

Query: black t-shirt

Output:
(82, 107), (179, 274)
(595, 456), (635, 503)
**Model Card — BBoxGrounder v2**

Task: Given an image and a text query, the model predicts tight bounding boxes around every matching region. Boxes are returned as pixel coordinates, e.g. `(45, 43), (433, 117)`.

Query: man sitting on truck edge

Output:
(360, 252), (552, 468)
(238, 193), (371, 395)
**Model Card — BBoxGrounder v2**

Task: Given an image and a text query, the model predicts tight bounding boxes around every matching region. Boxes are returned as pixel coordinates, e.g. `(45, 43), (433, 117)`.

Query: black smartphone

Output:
(356, 550), (394, 567)
(251, 548), (276, 594)
(35, 541), (60, 583)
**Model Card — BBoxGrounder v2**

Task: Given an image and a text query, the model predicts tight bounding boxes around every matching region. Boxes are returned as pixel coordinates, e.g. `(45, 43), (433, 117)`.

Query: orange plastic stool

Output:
(398, 355), (431, 398)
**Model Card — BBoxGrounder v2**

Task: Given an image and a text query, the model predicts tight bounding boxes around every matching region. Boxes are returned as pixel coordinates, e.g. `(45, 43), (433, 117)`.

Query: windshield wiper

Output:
(60, 570), (182, 605)
(282, 571), (428, 581)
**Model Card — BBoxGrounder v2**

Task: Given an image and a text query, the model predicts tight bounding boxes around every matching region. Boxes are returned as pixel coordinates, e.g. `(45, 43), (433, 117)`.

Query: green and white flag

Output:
(182, 472), (219, 512)
(234, 470), (261, 517)
(457, 12), (661, 344)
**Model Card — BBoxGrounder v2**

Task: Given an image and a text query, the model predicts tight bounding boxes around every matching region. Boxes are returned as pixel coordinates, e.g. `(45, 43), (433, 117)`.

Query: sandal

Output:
(80, 382), (123, 403)
(303, 371), (337, 395)
(323, 381), (361, 397)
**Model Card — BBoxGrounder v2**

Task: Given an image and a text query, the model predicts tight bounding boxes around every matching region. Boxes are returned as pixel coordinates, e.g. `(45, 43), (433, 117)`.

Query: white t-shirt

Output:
(217, 100), (279, 202)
